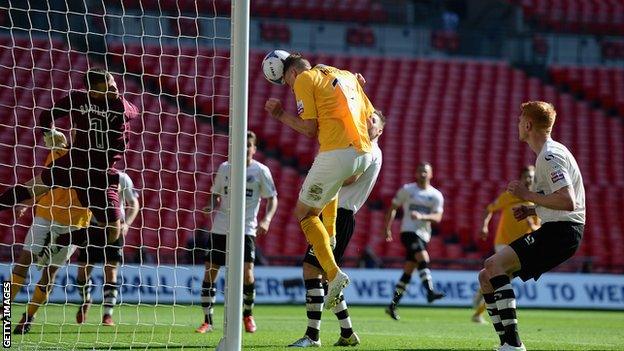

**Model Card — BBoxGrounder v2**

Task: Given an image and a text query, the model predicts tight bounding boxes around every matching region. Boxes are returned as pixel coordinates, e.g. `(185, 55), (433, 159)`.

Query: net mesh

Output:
(0, 1), (234, 348)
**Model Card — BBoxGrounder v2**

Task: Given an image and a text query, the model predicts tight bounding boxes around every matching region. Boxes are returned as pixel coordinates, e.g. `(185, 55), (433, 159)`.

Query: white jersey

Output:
(534, 138), (585, 224)
(211, 160), (277, 236)
(392, 183), (444, 242)
(118, 171), (138, 221)
(338, 142), (382, 213)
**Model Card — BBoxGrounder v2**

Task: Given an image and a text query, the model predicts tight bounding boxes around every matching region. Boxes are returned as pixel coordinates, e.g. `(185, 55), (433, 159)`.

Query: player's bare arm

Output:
(383, 203), (400, 242)
(257, 196), (278, 236)
(123, 197), (140, 235)
(264, 98), (318, 138)
(508, 180), (576, 211)
(512, 205), (536, 221)
(410, 210), (443, 223)
(480, 206), (494, 240)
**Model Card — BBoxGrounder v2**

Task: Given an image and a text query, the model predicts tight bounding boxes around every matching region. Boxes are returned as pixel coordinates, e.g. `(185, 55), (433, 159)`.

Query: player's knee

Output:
(483, 256), (499, 275)
(294, 201), (320, 222)
(243, 271), (254, 285)
(302, 262), (323, 279)
(478, 269), (490, 286)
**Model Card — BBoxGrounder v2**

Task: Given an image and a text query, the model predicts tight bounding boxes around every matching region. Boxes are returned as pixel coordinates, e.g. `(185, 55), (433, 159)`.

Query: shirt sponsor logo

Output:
(296, 100), (304, 115)
(544, 153), (554, 161)
(307, 184), (323, 202)
(551, 170), (565, 183)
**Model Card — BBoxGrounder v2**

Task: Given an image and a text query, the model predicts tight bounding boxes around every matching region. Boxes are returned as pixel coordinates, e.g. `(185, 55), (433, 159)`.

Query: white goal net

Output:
(0, 0), (247, 349)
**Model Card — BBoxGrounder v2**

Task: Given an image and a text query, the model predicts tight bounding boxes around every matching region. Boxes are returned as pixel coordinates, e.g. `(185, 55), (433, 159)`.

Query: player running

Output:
(0, 68), (138, 247)
(289, 110), (385, 348)
(471, 166), (539, 323)
(195, 131), (278, 334)
(11, 133), (92, 334)
(264, 53), (374, 309)
(479, 101), (585, 351)
(74, 170), (139, 326)
(384, 162), (446, 320)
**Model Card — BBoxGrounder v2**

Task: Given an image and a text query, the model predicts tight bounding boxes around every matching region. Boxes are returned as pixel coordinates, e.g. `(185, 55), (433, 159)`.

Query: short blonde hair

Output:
(521, 101), (556, 132)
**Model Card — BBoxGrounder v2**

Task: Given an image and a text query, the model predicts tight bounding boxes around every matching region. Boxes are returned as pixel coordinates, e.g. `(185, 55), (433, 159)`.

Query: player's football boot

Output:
(325, 271), (350, 310)
(427, 290), (445, 303)
(288, 335), (321, 347)
(498, 342), (526, 351)
(385, 305), (400, 320)
(333, 332), (360, 346)
(243, 315), (257, 333)
(76, 300), (92, 324)
(13, 313), (34, 335)
(195, 322), (214, 334)
(102, 314), (115, 326)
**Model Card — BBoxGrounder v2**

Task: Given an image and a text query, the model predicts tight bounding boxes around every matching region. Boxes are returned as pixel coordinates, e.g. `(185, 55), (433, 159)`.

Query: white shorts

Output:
(24, 217), (77, 267)
(299, 147), (373, 209)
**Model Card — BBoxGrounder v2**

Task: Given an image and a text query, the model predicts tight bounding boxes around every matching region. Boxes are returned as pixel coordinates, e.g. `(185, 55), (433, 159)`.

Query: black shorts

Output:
(304, 208), (355, 270)
(510, 221), (584, 282)
(205, 233), (255, 266)
(77, 236), (124, 264)
(401, 232), (428, 261)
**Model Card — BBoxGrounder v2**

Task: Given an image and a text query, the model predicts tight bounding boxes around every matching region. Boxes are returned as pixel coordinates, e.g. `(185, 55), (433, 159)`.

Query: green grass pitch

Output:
(9, 303), (624, 350)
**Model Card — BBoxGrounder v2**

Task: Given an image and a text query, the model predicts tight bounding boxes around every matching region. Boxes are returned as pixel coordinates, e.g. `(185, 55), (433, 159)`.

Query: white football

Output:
(262, 49), (290, 85)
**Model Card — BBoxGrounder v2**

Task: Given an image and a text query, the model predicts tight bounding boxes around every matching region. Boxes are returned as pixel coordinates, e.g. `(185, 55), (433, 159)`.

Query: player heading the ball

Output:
(264, 51), (375, 309)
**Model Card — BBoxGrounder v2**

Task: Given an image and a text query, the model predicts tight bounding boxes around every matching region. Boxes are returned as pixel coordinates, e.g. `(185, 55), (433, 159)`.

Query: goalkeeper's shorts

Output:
(77, 236), (124, 264)
(303, 208), (355, 270)
(204, 233), (255, 266)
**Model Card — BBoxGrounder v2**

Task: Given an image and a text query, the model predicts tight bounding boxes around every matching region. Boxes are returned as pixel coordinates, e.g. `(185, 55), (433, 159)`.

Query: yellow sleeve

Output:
(487, 192), (509, 213)
(293, 70), (317, 120)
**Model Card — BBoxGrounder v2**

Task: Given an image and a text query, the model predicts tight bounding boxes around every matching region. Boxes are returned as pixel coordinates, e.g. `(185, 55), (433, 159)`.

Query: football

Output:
(262, 49), (290, 85)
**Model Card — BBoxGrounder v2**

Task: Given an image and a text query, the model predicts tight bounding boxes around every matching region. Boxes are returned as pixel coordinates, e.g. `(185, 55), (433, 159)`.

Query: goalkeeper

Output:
(11, 131), (92, 334)
(74, 169), (139, 326)
(265, 53), (375, 309)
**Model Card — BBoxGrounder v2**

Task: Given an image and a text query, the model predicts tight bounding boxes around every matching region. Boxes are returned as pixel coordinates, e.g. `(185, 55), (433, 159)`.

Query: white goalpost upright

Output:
(218, 0), (250, 350)
(0, 0), (251, 349)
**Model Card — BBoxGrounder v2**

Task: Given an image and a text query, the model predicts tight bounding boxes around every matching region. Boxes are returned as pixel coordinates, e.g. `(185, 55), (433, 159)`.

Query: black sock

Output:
(391, 273), (412, 306)
(484, 292), (505, 345)
(417, 261), (434, 293)
(490, 275), (521, 347)
(243, 283), (255, 317)
(0, 185), (31, 210)
(304, 279), (324, 342)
